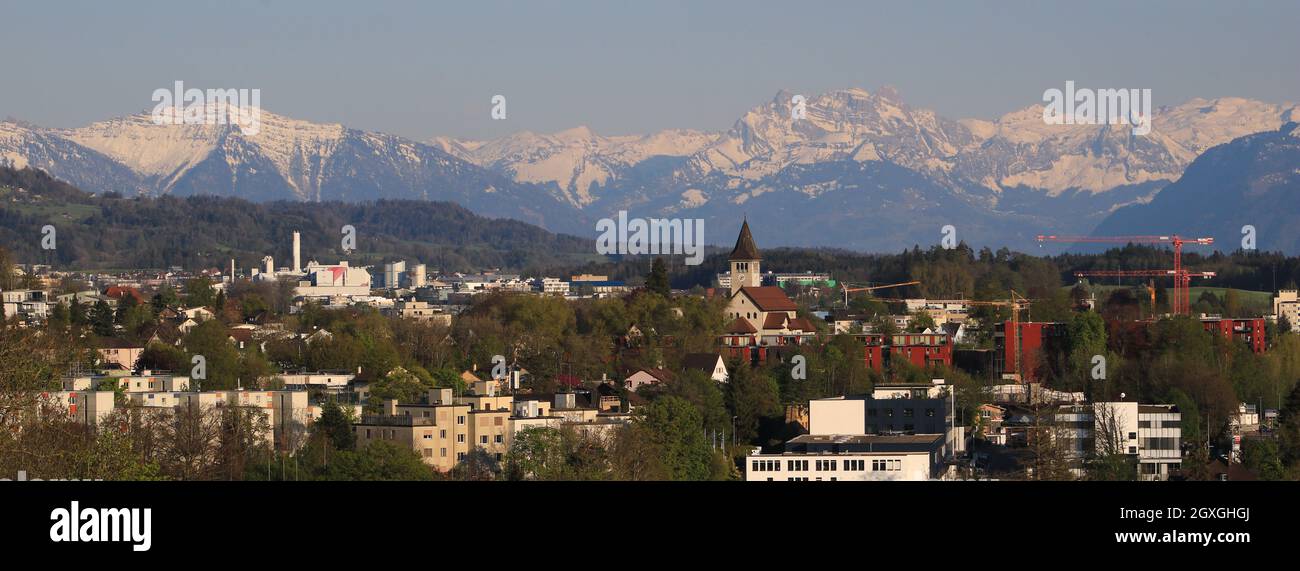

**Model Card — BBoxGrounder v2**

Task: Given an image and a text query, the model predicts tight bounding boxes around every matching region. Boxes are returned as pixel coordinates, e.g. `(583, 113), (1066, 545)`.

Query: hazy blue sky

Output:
(3, 0), (1297, 140)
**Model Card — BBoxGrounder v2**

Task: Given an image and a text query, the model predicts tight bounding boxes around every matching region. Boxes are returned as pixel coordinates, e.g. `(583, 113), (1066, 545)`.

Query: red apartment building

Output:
(1201, 317), (1266, 353)
(856, 332), (953, 373)
(994, 321), (1067, 383)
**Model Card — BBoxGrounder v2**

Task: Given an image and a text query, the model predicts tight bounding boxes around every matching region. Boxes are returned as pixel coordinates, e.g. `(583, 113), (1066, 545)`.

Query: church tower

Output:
(729, 219), (762, 296)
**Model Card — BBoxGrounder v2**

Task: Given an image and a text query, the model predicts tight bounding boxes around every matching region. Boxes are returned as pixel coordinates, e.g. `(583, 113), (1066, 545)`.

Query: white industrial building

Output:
(295, 261), (372, 298)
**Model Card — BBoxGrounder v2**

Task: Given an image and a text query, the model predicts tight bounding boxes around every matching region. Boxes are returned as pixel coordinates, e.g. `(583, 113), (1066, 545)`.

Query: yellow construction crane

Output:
(840, 280), (921, 308)
(963, 291), (1031, 380)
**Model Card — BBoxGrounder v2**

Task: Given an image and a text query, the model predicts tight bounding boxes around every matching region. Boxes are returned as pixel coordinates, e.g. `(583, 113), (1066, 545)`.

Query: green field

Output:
(1071, 282), (1273, 312)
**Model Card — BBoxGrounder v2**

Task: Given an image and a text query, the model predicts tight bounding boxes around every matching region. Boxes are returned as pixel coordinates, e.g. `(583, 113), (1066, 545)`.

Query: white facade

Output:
(43, 391), (116, 426)
(1057, 402), (1182, 481)
(746, 434), (946, 482)
(809, 398), (866, 435)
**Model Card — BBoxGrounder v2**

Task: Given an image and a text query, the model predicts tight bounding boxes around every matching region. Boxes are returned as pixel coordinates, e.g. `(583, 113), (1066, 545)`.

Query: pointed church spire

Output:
(729, 219), (761, 261)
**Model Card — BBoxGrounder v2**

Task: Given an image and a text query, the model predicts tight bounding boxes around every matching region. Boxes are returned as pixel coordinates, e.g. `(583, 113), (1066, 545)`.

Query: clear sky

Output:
(3, 0), (1297, 141)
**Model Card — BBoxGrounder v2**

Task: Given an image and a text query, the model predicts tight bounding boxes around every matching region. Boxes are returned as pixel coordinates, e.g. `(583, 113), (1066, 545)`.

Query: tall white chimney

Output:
(292, 231), (302, 273)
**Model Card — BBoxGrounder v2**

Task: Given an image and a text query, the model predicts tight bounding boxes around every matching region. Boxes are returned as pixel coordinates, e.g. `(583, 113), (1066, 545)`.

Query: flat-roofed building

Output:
(746, 434), (946, 481)
(1274, 289), (1300, 332)
(1055, 401), (1182, 481)
(39, 391), (116, 426)
(355, 395), (471, 472)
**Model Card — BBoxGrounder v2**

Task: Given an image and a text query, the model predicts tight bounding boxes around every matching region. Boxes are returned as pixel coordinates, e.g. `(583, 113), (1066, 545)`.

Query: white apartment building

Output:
(41, 391), (116, 426)
(1, 289), (51, 321)
(128, 390), (310, 451)
(1056, 402), (1182, 481)
(1274, 289), (1300, 332)
(65, 374), (191, 393)
(274, 372), (354, 391)
(746, 434), (946, 481)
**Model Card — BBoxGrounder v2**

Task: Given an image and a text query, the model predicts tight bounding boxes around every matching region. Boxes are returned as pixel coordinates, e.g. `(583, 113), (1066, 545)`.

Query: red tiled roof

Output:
(104, 286), (145, 303)
(763, 313), (789, 329)
(645, 368), (675, 383)
(725, 317), (757, 334)
(762, 313), (817, 332)
(787, 317), (817, 332)
(738, 286), (797, 311)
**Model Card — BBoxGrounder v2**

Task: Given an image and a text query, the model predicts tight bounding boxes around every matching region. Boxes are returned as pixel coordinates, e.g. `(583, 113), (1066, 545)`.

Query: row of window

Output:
(751, 458), (903, 473)
(867, 408), (937, 418)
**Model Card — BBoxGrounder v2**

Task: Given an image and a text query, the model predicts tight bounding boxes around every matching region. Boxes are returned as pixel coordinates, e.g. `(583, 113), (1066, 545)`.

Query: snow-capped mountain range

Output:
(2, 89), (1296, 251)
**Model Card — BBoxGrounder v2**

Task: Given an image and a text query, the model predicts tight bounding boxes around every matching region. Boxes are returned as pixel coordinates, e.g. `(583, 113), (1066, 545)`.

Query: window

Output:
(480, 435), (488, 444)
(1128, 432), (1137, 440)
(440, 429), (446, 438)
(457, 434), (465, 443)
(457, 415), (466, 425)
(440, 448), (447, 457)
(494, 435), (504, 444)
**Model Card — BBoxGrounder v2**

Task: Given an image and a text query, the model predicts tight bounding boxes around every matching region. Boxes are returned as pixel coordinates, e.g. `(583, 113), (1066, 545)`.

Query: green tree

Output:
(907, 309), (937, 333)
(185, 277), (217, 308)
(315, 402), (356, 451)
(323, 441), (434, 480)
(1241, 438), (1286, 480)
(726, 365), (783, 447)
(1278, 382), (1300, 466)
(48, 301), (70, 331)
(639, 396), (719, 480)
(182, 320), (241, 389)
(90, 300), (116, 337)
(647, 257), (671, 297)
(69, 299), (88, 326)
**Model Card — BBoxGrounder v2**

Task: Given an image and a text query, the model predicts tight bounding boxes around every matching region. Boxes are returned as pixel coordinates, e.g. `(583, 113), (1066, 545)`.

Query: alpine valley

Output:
(3, 88), (1297, 252)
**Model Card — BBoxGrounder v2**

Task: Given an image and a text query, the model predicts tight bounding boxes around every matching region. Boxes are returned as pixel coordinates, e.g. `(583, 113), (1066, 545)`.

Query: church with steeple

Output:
(720, 220), (817, 364)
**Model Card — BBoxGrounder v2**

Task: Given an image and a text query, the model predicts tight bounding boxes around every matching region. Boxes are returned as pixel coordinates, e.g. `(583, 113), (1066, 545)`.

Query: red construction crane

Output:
(1037, 234), (1215, 315)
